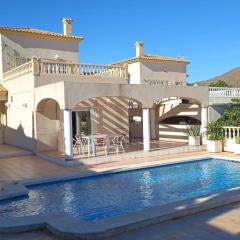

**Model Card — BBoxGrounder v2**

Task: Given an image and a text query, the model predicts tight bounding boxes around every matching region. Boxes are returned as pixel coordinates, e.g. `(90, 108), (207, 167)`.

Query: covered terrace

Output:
(34, 81), (209, 163)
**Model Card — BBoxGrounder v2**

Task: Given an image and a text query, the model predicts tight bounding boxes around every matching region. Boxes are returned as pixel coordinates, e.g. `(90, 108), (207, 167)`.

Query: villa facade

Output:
(0, 18), (209, 160)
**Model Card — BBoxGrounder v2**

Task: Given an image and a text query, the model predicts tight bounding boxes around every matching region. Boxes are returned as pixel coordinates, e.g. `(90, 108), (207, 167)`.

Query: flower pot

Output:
(234, 144), (240, 155)
(188, 136), (201, 146)
(207, 140), (223, 153)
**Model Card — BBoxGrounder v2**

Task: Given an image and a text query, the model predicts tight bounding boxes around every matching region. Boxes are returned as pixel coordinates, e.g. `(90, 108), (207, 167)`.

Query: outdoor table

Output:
(82, 134), (108, 156)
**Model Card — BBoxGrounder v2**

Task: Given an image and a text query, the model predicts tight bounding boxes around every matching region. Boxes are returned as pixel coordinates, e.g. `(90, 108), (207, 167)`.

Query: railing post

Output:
(32, 58), (40, 75)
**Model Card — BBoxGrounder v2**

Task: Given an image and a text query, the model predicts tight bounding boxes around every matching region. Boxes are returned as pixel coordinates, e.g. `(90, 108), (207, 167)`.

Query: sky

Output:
(0, 0), (240, 83)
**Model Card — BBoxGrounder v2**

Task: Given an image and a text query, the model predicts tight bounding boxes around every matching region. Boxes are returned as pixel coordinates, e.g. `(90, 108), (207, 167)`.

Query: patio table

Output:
(82, 134), (108, 156)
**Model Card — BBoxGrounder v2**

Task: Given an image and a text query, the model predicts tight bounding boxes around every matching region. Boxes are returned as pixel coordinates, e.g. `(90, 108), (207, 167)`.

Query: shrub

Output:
(206, 122), (224, 141)
(209, 80), (230, 88)
(216, 98), (240, 127)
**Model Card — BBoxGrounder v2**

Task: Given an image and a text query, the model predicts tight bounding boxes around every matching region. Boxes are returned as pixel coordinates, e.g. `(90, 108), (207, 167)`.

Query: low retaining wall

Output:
(224, 139), (236, 152)
(223, 127), (240, 153)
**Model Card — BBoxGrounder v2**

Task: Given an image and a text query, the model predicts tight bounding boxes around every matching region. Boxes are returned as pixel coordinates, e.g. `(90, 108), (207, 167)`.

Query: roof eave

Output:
(0, 28), (84, 41)
(112, 57), (190, 66)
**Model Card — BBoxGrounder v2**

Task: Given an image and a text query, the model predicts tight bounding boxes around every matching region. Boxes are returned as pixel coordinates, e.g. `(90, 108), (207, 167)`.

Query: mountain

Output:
(197, 67), (240, 87)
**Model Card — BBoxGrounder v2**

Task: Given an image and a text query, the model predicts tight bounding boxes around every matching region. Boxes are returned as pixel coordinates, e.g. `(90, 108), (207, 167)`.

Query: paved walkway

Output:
(106, 202), (240, 240)
(0, 149), (210, 190)
(0, 144), (31, 158)
(1, 202), (240, 240)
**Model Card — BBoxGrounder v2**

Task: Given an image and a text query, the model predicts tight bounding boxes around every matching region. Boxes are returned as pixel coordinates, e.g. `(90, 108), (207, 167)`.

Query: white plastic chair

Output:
(111, 135), (125, 154)
(73, 134), (88, 157)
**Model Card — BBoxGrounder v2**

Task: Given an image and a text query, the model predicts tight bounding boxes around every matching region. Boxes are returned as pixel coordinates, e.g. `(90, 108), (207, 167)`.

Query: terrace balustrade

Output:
(223, 126), (240, 139)
(209, 87), (240, 97)
(3, 58), (128, 81)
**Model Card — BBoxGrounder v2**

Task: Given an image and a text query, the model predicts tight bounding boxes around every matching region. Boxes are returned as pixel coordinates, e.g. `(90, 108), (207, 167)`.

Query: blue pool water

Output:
(1, 158), (240, 222)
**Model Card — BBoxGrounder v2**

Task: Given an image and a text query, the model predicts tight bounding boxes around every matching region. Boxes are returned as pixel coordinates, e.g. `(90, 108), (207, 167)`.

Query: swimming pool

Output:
(1, 158), (240, 222)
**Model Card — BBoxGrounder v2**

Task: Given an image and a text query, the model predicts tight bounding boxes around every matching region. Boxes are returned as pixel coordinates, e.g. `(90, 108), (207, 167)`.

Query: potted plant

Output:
(186, 125), (201, 146)
(206, 122), (224, 153)
(234, 137), (240, 154)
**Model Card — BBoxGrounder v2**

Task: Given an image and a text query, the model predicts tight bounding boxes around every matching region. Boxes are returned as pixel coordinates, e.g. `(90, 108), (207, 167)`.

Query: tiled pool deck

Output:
(0, 147), (240, 239)
(0, 150), (209, 191)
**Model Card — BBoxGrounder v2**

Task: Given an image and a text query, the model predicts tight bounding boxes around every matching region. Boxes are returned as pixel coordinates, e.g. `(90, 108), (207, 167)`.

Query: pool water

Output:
(1, 158), (240, 222)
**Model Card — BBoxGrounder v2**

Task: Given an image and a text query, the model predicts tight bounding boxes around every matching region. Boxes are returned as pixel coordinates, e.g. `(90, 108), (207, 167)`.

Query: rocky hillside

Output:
(197, 67), (240, 87)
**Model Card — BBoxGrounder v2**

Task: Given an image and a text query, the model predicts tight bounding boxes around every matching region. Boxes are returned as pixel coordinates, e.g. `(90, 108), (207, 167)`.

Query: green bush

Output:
(206, 122), (224, 141)
(216, 97), (240, 127)
(209, 80), (231, 88)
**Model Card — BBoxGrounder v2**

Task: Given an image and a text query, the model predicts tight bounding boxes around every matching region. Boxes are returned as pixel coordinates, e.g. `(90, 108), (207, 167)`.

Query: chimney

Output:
(62, 17), (73, 36)
(135, 41), (144, 57)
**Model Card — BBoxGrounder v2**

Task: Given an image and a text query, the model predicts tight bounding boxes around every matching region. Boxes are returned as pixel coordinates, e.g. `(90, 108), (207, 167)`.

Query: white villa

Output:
(0, 18), (213, 162)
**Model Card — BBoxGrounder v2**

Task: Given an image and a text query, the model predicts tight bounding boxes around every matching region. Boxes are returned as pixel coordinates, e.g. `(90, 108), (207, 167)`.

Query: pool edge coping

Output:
(1, 187), (240, 239)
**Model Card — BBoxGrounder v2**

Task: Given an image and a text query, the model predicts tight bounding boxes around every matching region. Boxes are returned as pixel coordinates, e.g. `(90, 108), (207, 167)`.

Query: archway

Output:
(74, 96), (142, 142)
(36, 98), (61, 152)
(153, 97), (202, 142)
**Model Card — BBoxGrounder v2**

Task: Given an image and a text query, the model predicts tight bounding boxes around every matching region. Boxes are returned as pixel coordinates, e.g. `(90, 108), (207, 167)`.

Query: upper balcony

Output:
(2, 58), (128, 85)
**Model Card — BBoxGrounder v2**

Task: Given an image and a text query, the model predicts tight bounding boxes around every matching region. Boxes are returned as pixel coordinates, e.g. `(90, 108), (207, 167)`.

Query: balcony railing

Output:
(3, 58), (128, 81)
(209, 87), (240, 97)
(223, 126), (240, 139)
(3, 61), (33, 81)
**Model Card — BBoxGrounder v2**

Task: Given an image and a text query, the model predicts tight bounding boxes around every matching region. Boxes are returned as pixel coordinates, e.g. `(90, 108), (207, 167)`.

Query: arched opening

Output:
(74, 96), (142, 142)
(153, 97), (201, 142)
(36, 98), (61, 152)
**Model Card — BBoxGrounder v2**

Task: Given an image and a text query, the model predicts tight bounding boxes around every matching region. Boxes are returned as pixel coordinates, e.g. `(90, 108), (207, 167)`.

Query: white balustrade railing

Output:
(3, 61), (33, 81)
(209, 87), (240, 97)
(38, 59), (127, 79)
(3, 59), (128, 81)
(223, 126), (240, 139)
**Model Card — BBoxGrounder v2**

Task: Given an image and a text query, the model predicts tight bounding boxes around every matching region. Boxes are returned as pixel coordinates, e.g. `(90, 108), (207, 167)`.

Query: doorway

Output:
(72, 111), (91, 137)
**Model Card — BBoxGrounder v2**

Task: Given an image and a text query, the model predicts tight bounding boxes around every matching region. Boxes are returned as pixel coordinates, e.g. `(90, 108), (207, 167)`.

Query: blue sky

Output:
(1, 0), (240, 82)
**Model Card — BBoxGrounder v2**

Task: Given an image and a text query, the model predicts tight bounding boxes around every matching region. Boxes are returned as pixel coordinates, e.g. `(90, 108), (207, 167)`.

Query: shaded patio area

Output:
(37, 139), (189, 164)
(0, 144), (32, 158)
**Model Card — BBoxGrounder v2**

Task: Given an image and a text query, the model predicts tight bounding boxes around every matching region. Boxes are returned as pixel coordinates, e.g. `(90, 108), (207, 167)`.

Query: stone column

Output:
(90, 107), (97, 134)
(63, 110), (73, 160)
(143, 108), (151, 151)
(150, 108), (156, 139)
(201, 106), (208, 144)
(75, 111), (80, 134)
